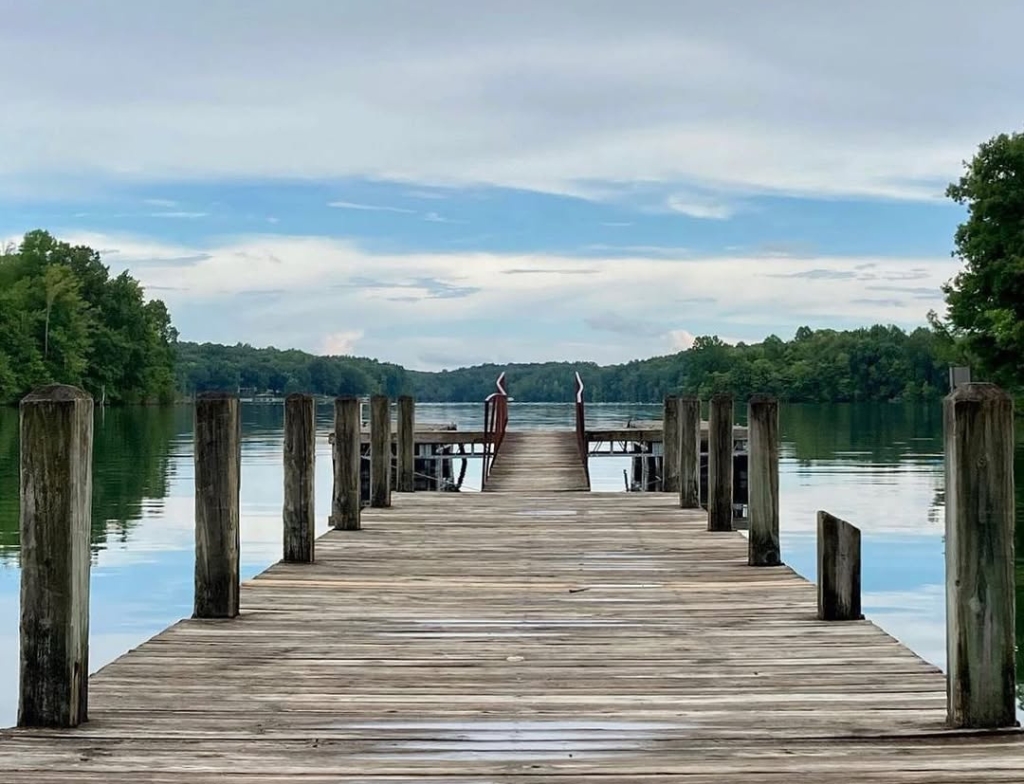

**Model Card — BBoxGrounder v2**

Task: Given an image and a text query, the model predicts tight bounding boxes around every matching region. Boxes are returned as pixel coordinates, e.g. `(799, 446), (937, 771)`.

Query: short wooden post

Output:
(816, 511), (862, 621)
(396, 395), (415, 493)
(661, 395), (681, 493)
(370, 394), (391, 508)
(944, 383), (1015, 729)
(678, 396), (701, 508)
(193, 392), (241, 619)
(748, 395), (781, 566)
(331, 396), (361, 531)
(283, 393), (315, 563)
(707, 393), (734, 531)
(18, 384), (93, 728)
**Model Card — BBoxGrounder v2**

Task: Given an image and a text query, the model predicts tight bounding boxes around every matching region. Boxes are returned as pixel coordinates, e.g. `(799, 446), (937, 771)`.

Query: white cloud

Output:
(665, 192), (736, 220)
(322, 330), (364, 356)
(0, 2), (1019, 202)
(58, 230), (960, 369)
(149, 211), (208, 219)
(667, 330), (696, 350)
(327, 201), (415, 214)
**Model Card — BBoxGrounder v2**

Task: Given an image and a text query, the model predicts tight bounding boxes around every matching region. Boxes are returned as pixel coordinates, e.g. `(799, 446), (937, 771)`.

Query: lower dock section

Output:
(2, 492), (1021, 782)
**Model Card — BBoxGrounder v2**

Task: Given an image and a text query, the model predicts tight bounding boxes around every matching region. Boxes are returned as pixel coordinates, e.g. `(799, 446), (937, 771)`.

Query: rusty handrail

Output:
(481, 372), (509, 490)
(574, 372), (591, 489)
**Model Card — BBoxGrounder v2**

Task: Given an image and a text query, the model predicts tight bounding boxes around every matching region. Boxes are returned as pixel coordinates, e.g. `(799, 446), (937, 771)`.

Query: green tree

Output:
(936, 131), (1024, 389)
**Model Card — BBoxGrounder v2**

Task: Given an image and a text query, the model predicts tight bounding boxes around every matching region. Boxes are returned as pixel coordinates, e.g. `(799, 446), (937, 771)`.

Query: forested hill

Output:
(0, 231), (177, 405)
(178, 325), (953, 404)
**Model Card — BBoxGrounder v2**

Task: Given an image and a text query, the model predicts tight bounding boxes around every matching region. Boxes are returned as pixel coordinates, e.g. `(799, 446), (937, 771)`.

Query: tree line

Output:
(177, 324), (952, 403)
(0, 231), (177, 406)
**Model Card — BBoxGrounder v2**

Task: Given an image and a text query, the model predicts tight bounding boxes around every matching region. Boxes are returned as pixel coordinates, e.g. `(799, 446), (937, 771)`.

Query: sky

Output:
(0, 1), (1016, 371)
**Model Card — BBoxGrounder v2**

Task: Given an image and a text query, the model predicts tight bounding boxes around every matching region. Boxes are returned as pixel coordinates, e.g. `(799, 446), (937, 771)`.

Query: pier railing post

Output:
(397, 395), (415, 493)
(18, 384), (93, 728)
(816, 511), (862, 622)
(283, 393), (316, 563)
(331, 396), (361, 530)
(944, 382), (1015, 729)
(662, 395), (681, 493)
(707, 393), (734, 531)
(194, 392), (241, 619)
(370, 394), (391, 508)
(678, 396), (701, 508)
(748, 395), (781, 566)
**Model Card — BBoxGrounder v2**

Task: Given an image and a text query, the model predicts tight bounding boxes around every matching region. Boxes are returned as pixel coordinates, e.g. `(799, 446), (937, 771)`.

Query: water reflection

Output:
(0, 401), (1021, 728)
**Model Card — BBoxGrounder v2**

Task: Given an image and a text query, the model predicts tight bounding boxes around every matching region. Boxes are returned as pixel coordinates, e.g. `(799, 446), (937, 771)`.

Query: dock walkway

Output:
(4, 491), (1022, 782)
(485, 430), (590, 492)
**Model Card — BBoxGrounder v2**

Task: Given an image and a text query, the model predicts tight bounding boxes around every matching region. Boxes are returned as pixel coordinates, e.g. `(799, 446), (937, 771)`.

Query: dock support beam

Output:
(817, 511), (861, 621)
(748, 395), (781, 566)
(283, 393), (316, 563)
(331, 396), (361, 530)
(661, 395), (681, 493)
(18, 385), (93, 728)
(707, 393), (734, 531)
(397, 395), (415, 493)
(370, 394), (391, 508)
(678, 396), (701, 508)
(194, 392), (241, 620)
(944, 383), (1016, 729)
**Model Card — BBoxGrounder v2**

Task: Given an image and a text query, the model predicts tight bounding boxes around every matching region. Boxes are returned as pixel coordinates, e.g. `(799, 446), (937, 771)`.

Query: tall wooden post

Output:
(283, 393), (315, 563)
(18, 384), (93, 728)
(748, 395), (781, 566)
(661, 395), (681, 493)
(397, 395), (415, 493)
(707, 393), (734, 531)
(194, 392), (241, 619)
(331, 396), (361, 531)
(817, 511), (862, 621)
(678, 396), (701, 508)
(370, 394), (391, 508)
(944, 382), (1015, 729)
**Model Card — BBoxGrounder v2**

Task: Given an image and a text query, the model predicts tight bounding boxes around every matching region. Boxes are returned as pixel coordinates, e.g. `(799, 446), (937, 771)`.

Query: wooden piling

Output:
(707, 393), (734, 531)
(18, 384), (93, 728)
(397, 395), (415, 493)
(817, 511), (862, 622)
(678, 396), (701, 509)
(661, 395), (681, 493)
(193, 392), (241, 620)
(331, 396), (361, 531)
(944, 382), (1016, 729)
(748, 395), (781, 566)
(283, 393), (315, 563)
(370, 394), (391, 508)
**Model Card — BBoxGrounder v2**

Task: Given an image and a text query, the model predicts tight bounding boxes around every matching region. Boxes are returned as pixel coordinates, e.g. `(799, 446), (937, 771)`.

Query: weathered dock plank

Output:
(2, 492), (1022, 782)
(485, 430), (590, 492)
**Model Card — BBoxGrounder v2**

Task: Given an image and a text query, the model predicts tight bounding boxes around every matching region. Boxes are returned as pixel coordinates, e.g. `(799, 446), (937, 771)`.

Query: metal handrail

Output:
(481, 372), (509, 490)
(574, 372), (591, 489)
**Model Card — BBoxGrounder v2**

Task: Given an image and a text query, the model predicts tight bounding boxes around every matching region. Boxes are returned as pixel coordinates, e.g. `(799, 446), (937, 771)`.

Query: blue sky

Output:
(1, 1), (1017, 370)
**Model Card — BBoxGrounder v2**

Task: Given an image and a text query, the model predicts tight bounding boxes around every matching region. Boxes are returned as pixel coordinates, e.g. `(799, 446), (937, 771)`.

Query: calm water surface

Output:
(0, 401), (1022, 726)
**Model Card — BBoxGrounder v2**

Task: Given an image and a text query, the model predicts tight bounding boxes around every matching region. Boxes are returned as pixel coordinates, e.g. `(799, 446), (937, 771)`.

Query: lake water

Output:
(0, 401), (1021, 727)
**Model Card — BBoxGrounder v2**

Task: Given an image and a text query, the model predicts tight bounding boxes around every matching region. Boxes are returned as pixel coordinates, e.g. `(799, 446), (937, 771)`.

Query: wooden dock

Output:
(485, 430), (590, 492)
(4, 490), (1024, 782)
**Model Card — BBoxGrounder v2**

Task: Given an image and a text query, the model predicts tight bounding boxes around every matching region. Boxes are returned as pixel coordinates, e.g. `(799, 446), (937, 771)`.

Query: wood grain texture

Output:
(678, 396), (702, 509)
(330, 397), (361, 531)
(193, 392), (240, 620)
(484, 431), (589, 492)
(707, 394), (734, 532)
(18, 385), (93, 728)
(747, 395), (780, 567)
(943, 383), (1016, 729)
(396, 396), (416, 493)
(369, 395), (391, 508)
(817, 511), (862, 622)
(661, 396), (681, 493)
(283, 393), (316, 563)
(4, 491), (1017, 781)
